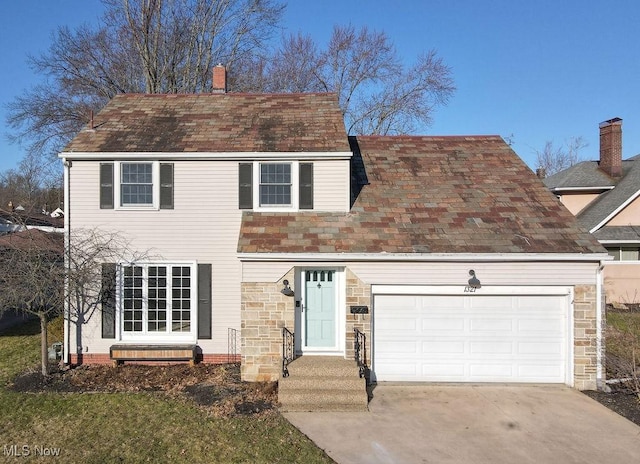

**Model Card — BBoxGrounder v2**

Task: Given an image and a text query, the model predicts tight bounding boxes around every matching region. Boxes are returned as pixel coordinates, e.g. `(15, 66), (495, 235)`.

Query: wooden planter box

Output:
(109, 344), (197, 366)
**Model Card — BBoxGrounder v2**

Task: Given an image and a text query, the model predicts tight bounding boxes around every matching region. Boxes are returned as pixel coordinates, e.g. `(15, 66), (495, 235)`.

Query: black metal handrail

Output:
(354, 328), (367, 379)
(282, 327), (294, 377)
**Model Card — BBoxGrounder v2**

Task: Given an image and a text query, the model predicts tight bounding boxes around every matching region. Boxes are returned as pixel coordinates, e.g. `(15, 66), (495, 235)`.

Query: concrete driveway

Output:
(285, 385), (640, 464)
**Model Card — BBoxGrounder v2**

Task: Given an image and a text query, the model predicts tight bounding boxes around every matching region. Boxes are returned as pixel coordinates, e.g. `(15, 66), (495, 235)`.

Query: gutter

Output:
(62, 158), (71, 365)
(58, 151), (353, 162)
(596, 262), (604, 389)
(237, 252), (611, 263)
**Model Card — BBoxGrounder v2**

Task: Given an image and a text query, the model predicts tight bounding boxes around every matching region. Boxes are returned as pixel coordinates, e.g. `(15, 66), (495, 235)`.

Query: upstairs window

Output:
(238, 162), (313, 210)
(121, 163), (153, 206)
(606, 246), (640, 261)
(260, 163), (292, 206)
(99, 162), (173, 210)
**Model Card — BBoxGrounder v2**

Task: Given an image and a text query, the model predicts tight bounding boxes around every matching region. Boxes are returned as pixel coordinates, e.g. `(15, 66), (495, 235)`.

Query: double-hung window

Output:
(120, 163), (153, 206)
(260, 163), (292, 206)
(100, 162), (174, 210)
(120, 263), (195, 341)
(239, 161), (313, 210)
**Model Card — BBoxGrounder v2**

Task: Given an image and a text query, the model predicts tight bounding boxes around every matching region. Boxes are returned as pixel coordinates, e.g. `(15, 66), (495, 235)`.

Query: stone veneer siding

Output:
(241, 269), (295, 382)
(345, 269), (372, 367)
(573, 284), (599, 390)
(240, 271), (600, 390)
(240, 267), (372, 382)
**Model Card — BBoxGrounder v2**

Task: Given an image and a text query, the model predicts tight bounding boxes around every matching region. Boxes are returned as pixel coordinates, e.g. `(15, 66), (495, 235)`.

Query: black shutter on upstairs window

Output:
(100, 163), (114, 209)
(101, 263), (117, 339)
(159, 163), (174, 209)
(197, 264), (212, 339)
(238, 163), (253, 209)
(299, 163), (314, 209)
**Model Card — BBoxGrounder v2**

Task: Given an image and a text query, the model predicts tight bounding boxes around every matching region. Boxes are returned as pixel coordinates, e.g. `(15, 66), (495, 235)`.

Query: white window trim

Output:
(253, 161), (300, 212)
(604, 245), (640, 262)
(114, 161), (160, 210)
(116, 261), (197, 343)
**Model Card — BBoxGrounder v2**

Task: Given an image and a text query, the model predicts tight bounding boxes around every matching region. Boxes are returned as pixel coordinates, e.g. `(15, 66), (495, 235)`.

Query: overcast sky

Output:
(1, 0), (638, 172)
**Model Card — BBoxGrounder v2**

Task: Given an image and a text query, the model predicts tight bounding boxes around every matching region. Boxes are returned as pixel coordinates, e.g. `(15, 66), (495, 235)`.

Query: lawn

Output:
(0, 320), (334, 464)
(606, 310), (640, 370)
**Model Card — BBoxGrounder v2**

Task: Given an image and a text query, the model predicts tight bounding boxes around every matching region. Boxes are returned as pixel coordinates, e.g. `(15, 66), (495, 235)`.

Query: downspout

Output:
(63, 158), (71, 365)
(596, 262), (604, 390)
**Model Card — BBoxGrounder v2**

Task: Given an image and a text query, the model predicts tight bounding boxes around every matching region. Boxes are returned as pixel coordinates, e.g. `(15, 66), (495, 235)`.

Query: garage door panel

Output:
(377, 317), (418, 331)
(422, 318), (465, 331)
(468, 297), (515, 311)
(375, 362), (418, 376)
(517, 364), (563, 379)
(470, 341), (514, 355)
(374, 293), (568, 383)
(469, 364), (514, 378)
(376, 340), (418, 354)
(470, 318), (513, 332)
(422, 340), (465, 354)
(421, 363), (466, 378)
(517, 318), (563, 333)
(518, 341), (563, 355)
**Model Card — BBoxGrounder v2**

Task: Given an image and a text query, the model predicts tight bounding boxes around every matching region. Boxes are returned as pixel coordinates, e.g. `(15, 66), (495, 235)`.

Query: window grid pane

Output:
(123, 266), (143, 332)
(121, 163), (153, 206)
(260, 163), (291, 206)
(147, 266), (167, 332)
(171, 266), (191, 332)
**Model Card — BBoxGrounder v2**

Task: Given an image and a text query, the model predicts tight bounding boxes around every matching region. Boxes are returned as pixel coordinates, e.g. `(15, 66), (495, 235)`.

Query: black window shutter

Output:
(160, 163), (174, 209)
(299, 163), (314, 209)
(197, 263), (212, 339)
(101, 263), (117, 339)
(238, 163), (253, 209)
(100, 163), (114, 209)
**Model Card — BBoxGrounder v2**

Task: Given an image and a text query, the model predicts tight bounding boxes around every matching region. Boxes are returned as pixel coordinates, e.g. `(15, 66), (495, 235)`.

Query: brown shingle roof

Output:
(238, 135), (604, 254)
(0, 229), (63, 254)
(63, 93), (350, 154)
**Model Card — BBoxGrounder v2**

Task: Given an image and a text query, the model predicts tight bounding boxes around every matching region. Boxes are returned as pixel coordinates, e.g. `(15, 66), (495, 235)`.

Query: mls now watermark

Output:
(3, 444), (61, 457)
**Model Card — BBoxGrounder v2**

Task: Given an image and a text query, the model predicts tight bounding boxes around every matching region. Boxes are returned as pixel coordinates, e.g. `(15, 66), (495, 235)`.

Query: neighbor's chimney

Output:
(212, 64), (227, 93)
(599, 117), (622, 177)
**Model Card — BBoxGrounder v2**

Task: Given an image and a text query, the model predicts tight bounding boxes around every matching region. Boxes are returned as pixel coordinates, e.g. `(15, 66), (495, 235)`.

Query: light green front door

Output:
(304, 270), (336, 348)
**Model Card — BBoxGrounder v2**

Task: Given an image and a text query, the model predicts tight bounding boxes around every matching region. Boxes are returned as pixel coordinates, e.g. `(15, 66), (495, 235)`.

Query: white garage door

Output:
(374, 292), (569, 383)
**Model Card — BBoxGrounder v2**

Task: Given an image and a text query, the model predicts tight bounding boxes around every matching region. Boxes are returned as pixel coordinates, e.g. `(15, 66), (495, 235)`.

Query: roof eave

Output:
(237, 252), (611, 263)
(59, 151), (353, 161)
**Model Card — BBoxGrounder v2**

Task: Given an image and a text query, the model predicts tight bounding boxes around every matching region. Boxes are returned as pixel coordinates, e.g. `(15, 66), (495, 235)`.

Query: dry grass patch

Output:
(0, 320), (334, 464)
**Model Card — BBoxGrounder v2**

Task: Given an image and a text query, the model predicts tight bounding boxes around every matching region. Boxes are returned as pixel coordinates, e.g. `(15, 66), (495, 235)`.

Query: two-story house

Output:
(60, 68), (608, 397)
(544, 118), (640, 305)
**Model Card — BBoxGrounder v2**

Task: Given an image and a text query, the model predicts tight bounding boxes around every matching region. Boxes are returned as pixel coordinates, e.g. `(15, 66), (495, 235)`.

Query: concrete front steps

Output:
(278, 356), (368, 412)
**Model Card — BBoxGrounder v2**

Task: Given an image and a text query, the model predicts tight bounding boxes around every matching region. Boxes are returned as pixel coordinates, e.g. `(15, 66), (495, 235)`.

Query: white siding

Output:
(241, 260), (599, 286)
(68, 156), (352, 356)
(314, 160), (350, 211)
(69, 160), (243, 355)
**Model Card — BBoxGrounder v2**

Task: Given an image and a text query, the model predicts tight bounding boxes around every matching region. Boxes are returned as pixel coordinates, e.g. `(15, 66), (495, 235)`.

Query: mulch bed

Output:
(8, 363), (278, 417)
(8, 360), (640, 426)
(584, 385), (640, 427)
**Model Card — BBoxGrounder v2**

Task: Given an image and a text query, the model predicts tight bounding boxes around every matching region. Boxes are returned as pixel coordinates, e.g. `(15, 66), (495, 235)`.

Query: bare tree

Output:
(0, 230), (64, 376)
(6, 0), (284, 163)
(234, 26), (456, 135)
(0, 152), (62, 212)
(65, 228), (148, 365)
(535, 136), (588, 177)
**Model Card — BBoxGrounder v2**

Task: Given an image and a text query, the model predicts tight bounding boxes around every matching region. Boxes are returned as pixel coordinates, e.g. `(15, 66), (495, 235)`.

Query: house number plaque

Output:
(350, 306), (369, 314)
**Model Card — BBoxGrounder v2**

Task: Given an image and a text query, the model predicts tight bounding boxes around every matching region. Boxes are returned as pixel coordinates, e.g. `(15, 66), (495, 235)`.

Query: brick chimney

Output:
(212, 64), (227, 93)
(599, 117), (622, 177)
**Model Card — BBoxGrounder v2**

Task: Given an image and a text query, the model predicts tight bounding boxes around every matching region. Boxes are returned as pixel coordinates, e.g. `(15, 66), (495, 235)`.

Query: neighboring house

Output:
(60, 69), (608, 392)
(544, 118), (640, 305)
(0, 209), (64, 235)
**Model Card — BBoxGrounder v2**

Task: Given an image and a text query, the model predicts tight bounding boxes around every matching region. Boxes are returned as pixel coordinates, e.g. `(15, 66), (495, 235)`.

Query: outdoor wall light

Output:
(281, 280), (295, 297)
(468, 270), (481, 289)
